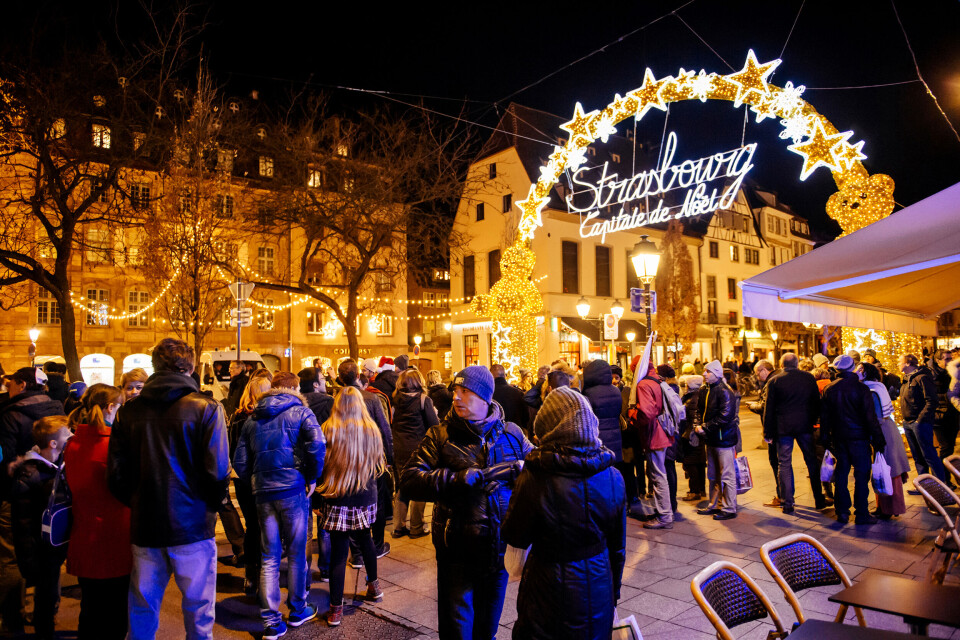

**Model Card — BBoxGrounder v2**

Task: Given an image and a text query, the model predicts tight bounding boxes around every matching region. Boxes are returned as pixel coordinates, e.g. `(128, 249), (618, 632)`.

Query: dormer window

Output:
(259, 156), (274, 178)
(92, 123), (111, 149)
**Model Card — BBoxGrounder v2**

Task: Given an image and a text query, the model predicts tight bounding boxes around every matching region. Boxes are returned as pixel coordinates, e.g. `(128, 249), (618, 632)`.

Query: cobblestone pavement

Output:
(46, 402), (960, 638)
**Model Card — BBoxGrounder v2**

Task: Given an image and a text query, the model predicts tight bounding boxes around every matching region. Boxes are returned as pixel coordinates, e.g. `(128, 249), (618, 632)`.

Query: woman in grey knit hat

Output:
(502, 386), (626, 640)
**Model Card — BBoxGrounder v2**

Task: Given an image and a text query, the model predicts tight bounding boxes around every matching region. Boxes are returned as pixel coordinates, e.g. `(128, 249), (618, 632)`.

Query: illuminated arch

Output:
(478, 50), (899, 379)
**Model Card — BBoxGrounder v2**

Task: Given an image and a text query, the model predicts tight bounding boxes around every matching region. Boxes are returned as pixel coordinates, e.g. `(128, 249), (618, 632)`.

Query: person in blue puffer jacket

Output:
(233, 371), (326, 639)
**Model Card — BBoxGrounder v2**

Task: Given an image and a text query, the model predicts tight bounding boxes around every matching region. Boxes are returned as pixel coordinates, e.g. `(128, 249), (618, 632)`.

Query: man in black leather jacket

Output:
(108, 338), (230, 640)
(401, 365), (533, 640)
(820, 355), (885, 525)
(899, 353), (944, 482)
(695, 361), (740, 521)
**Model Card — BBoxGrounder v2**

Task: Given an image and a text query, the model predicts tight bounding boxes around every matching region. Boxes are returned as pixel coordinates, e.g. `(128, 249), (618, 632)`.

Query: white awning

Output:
(740, 181), (960, 336)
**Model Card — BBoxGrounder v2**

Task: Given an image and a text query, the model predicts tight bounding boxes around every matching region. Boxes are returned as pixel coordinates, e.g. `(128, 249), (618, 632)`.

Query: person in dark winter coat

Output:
(390, 369), (439, 538)
(11, 415), (71, 640)
(581, 359), (623, 461)
(401, 366), (533, 640)
(490, 364), (529, 435)
(107, 338), (230, 640)
(233, 372), (326, 638)
(299, 367), (334, 425)
(821, 355), (886, 525)
(762, 353), (824, 513)
(898, 353), (945, 481)
(40, 363), (68, 405)
(695, 361), (740, 521)
(370, 357), (399, 397)
(502, 386), (625, 640)
(680, 376), (706, 502)
(426, 370), (453, 421)
(929, 350), (959, 472)
(223, 361), (249, 418)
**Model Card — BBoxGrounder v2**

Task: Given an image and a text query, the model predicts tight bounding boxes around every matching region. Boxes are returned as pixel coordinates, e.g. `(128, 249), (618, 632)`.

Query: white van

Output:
(198, 351), (266, 402)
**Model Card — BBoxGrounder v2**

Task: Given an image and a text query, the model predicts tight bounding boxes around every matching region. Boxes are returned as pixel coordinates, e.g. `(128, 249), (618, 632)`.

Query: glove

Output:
(454, 468), (483, 491)
(484, 461), (522, 484)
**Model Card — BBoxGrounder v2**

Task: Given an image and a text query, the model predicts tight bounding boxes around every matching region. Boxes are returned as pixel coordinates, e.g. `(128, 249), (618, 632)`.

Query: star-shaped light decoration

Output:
(559, 102), (599, 144)
(672, 68), (697, 97)
(787, 117), (850, 181)
(724, 49), (781, 108)
(689, 70), (715, 102)
(627, 69), (672, 120)
(834, 139), (867, 171)
(750, 95), (779, 123)
(492, 321), (513, 345)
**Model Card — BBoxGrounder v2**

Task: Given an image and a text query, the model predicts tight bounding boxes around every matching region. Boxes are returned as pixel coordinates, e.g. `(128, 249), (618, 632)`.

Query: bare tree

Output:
(240, 99), (479, 359)
(654, 219), (699, 356)
(0, 4), (203, 379)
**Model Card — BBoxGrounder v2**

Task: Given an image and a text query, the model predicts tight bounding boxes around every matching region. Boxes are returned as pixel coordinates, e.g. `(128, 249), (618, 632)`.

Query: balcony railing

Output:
(701, 313), (719, 325)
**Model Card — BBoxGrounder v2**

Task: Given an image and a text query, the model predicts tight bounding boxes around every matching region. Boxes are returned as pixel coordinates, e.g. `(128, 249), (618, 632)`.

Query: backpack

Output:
(657, 381), (686, 438)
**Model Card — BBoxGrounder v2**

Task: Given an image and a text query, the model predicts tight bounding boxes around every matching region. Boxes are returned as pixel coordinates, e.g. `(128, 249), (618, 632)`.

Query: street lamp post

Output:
(28, 327), (39, 367)
(576, 297), (628, 361)
(630, 235), (662, 348)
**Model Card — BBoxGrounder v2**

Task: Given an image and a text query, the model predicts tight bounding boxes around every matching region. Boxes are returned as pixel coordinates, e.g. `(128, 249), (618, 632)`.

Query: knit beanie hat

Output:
(703, 360), (724, 380)
(812, 353), (829, 368)
(453, 365), (495, 404)
(534, 386), (602, 450)
(362, 358), (380, 375)
(833, 354), (855, 372)
(681, 362), (696, 375)
(685, 375), (704, 392)
(394, 355), (410, 371)
(657, 364), (676, 380)
(378, 356), (395, 371)
(610, 365), (623, 379)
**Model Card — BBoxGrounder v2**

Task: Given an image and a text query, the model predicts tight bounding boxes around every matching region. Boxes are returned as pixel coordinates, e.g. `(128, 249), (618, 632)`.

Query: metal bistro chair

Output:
(943, 454), (960, 488)
(760, 533), (866, 627)
(913, 473), (960, 584)
(691, 561), (787, 640)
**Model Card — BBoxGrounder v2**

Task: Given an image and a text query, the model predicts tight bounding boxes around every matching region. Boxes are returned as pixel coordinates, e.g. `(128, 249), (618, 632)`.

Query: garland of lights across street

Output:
(479, 49), (919, 382)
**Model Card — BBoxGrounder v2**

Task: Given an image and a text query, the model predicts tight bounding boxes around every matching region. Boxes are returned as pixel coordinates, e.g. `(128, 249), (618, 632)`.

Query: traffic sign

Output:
(630, 288), (658, 313)
(228, 282), (256, 301)
(230, 307), (253, 319)
(603, 313), (619, 340)
(229, 317), (253, 327)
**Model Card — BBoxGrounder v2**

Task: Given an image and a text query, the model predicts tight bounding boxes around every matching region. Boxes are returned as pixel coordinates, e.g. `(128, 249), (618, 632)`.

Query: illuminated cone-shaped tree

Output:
(653, 219), (699, 357)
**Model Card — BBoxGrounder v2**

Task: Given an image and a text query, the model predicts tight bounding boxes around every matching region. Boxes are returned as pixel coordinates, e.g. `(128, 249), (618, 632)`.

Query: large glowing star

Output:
(724, 49), (780, 108)
(788, 117), (848, 181)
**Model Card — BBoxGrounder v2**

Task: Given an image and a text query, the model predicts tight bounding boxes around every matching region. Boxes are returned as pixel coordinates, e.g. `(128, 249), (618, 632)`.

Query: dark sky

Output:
(11, 1), (960, 235)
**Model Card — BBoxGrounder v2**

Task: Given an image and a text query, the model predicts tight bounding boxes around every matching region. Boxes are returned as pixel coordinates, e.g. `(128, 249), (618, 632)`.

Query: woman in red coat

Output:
(64, 383), (130, 640)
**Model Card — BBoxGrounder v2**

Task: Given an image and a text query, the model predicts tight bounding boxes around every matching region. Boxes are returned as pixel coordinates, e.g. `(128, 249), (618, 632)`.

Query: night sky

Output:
(10, 1), (960, 237)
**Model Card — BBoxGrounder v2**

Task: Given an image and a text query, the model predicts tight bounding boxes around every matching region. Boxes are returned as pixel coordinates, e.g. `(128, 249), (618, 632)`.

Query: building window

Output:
(86, 289), (110, 326)
(727, 278), (737, 300)
(707, 299), (718, 322)
(767, 217), (776, 233)
(502, 194), (512, 213)
(730, 245), (740, 262)
(558, 329), (581, 369)
(130, 183), (150, 209)
(307, 168), (322, 188)
(706, 275), (717, 299)
(375, 315), (393, 336)
(306, 310), (323, 334)
(92, 123), (111, 149)
(744, 316), (753, 330)
(476, 203), (485, 221)
(217, 149), (234, 174)
(86, 227), (111, 263)
(709, 241), (719, 258)
(728, 311), (738, 325)
(257, 246), (275, 275)
(258, 155), (274, 178)
(258, 300), (275, 330)
(464, 334), (480, 367)
(770, 248), (778, 266)
(745, 248), (760, 264)
(127, 291), (150, 327)
(488, 249), (501, 289)
(423, 292), (436, 308)
(463, 255), (475, 300)
(36, 289), (60, 326)
(375, 272), (393, 293)
(611, 153), (621, 164)
(595, 245), (611, 297)
(489, 163), (497, 179)
(561, 241), (579, 294)
(216, 194), (234, 219)
(587, 147), (596, 157)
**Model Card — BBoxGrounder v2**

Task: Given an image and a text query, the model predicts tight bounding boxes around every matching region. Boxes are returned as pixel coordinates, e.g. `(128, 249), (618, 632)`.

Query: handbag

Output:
(821, 450), (837, 483)
(41, 462), (72, 547)
(504, 544), (530, 582)
(872, 452), (893, 496)
(734, 456), (753, 495)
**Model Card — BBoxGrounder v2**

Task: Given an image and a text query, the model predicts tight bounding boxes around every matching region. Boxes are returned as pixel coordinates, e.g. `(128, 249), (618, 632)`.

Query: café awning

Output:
(740, 182), (960, 336)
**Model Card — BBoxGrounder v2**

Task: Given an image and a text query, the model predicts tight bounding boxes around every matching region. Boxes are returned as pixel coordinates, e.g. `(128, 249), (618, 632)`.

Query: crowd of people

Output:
(0, 338), (957, 639)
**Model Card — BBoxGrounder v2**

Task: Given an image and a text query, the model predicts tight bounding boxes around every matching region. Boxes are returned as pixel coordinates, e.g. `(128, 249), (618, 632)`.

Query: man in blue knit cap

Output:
(401, 365), (534, 640)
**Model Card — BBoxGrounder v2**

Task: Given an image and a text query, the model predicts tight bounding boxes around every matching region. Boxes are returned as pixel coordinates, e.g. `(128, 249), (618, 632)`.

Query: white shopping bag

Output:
(504, 544), (530, 582)
(821, 450), (837, 483)
(734, 456), (753, 495)
(872, 452), (893, 496)
(613, 608), (643, 640)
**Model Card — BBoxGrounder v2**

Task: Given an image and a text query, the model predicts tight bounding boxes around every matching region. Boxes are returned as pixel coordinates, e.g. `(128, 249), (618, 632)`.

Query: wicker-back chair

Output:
(690, 561), (787, 640)
(913, 473), (960, 584)
(760, 533), (865, 627)
(943, 454), (960, 488)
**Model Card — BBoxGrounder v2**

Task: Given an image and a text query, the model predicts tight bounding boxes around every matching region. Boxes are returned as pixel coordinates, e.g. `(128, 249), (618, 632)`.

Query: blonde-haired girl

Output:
(229, 374), (274, 593)
(318, 386), (386, 626)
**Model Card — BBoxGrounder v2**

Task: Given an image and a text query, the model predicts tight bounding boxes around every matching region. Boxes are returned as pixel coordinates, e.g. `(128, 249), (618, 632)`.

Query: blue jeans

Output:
(904, 421), (946, 481)
(777, 433), (824, 509)
(128, 539), (217, 640)
(833, 439), (873, 518)
(436, 556), (508, 640)
(257, 492), (309, 627)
